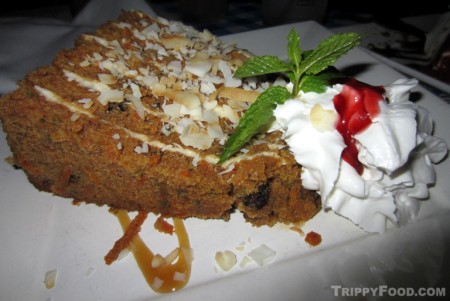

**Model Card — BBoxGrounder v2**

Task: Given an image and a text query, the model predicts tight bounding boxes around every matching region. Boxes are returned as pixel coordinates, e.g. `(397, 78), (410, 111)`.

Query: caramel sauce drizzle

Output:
(111, 209), (192, 293)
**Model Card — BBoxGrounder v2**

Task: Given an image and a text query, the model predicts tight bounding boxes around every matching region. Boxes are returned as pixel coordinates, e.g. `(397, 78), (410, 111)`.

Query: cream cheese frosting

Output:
(273, 78), (448, 233)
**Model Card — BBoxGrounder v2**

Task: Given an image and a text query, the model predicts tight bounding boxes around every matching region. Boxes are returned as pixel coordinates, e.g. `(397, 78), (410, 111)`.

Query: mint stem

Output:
(292, 71), (302, 97)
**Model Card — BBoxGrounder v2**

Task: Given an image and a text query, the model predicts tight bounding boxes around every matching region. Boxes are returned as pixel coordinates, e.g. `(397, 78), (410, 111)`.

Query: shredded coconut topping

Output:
(35, 12), (284, 168)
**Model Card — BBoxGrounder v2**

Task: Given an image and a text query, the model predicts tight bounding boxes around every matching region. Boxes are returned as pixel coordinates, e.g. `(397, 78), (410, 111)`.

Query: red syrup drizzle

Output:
(333, 79), (385, 175)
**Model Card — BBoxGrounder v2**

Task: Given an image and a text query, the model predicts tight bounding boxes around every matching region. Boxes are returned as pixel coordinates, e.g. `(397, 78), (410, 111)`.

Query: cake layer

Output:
(0, 10), (320, 226)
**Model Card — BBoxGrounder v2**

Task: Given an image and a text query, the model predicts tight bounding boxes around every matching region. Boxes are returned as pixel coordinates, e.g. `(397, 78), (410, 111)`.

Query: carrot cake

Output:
(0, 10), (320, 226)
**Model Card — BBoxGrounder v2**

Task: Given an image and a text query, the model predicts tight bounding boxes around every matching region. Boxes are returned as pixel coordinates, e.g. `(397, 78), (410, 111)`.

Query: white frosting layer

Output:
(273, 79), (448, 233)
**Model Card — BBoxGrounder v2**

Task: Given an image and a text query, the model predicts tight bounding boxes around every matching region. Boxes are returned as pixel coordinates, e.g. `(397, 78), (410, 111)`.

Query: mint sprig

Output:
(218, 30), (362, 163)
(218, 86), (291, 163)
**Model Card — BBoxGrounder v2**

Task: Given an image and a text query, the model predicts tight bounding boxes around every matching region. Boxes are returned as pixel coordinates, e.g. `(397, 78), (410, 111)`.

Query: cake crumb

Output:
(304, 231), (322, 247)
(154, 216), (174, 235)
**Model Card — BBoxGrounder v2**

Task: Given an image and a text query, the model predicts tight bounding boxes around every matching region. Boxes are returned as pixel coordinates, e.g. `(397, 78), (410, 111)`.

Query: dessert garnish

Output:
(220, 29), (448, 233)
(219, 29), (362, 162)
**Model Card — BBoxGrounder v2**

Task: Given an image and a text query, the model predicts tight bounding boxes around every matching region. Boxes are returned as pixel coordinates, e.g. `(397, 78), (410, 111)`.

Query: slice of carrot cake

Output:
(0, 10), (320, 226)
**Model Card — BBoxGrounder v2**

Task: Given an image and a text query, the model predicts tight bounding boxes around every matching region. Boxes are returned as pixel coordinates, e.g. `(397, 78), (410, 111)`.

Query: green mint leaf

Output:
(218, 86), (291, 163)
(287, 29), (302, 69)
(297, 32), (362, 76)
(234, 55), (290, 78)
(299, 67), (345, 93)
(302, 49), (313, 58)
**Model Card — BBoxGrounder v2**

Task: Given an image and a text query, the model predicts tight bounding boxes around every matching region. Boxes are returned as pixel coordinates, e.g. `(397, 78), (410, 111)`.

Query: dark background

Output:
(1, 0), (447, 25)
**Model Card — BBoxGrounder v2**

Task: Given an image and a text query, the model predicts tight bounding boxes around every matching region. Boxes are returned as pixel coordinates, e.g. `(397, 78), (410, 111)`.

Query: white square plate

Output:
(1, 21), (449, 301)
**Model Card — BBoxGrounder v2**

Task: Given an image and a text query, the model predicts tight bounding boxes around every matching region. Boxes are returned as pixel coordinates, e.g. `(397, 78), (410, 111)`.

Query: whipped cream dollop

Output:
(273, 78), (448, 233)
